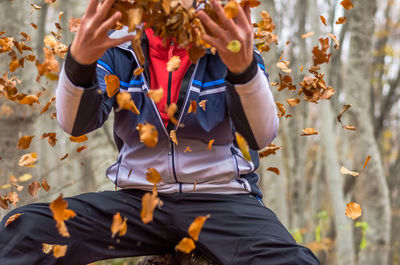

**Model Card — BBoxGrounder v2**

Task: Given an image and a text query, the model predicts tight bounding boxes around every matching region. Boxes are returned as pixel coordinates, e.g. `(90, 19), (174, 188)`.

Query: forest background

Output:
(0, 0), (399, 264)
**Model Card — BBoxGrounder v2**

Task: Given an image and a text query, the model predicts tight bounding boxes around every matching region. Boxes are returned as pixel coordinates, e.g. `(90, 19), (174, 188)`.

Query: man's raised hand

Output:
(70, 0), (134, 65)
(197, 0), (254, 75)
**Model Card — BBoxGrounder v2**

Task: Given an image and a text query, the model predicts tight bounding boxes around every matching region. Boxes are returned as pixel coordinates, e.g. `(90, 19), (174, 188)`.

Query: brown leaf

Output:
(184, 146), (192, 152)
(136, 123), (158, 148)
(363, 156), (371, 169)
(345, 202), (362, 220)
(69, 135), (87, 143)
(335, 17), (347, 25)
(328, 33), (340, 49)
(337, 104), (351, 124)
(188, 214), (210, 241)
(300, 128), (318, 136)
(276, 102), (286, 118)
(146, 88), (163, 103)
(199, 100), (207, 111)
(340, 0), (354, 10)
(60, 153), (68, 160)
(188, 100), (197, 114)
(342, 125), (356, 131)
(207, 139), (215, 151)
(17, 135), (34, 150)
(40, 96), (56, 114)
(5, 213), (22, 227)
(42, 178), (50, 192)
(116, 92), (140, 114)
(4, 191), (19, 206)
(104, 75), (120, 98)
(175, 237), (196, 254)
(111, 212), (128, 238)
(28, 181), (41, 197)
(320, 15), (327, 26)
(167, 56), (181, 72)
(49, 194), (76, 237)
(42, 133), (57, 147)
(18, 152), (37, 167)
(340, 166), (359, 177)
(146, 168), (162, 184)
(68, 18), (81, 32)
(258, 143), (282, 158)
(133, 67), (144, 76)
(170, 130), (178, 145)
(267, 167), (280, 175)
(76, 145), (87, 152)
(286, 98), (300, 107)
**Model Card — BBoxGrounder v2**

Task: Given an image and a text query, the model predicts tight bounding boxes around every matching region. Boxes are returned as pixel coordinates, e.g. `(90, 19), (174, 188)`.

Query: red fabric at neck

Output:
(145, 28), (191, 127)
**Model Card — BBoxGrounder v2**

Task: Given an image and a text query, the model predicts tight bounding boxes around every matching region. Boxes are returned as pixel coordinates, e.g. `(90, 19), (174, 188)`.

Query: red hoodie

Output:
(145, 28), (192, 127)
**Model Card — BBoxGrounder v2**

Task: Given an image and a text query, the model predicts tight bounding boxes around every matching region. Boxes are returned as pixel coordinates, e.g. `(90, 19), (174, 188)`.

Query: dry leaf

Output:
(42, 178), (50, 192)
(276, 102), (286, 118)
(5, 213), (22, 227)
(40, 96), (56, 114)
(111, 212), (128, 238)
(175, 237), (196, 254)
(199, 100), (207, 111)
(337, 104), (351, 124)
(17, 135), (34, 150)
(136, 123), (158, 148)
(49, 194), (76, 237)
(302, 32), (314, 39)
(188, 214), (210, 241)
(68, 18), (81, 32)
(363, 156), (371, 169)
(170, 130), (178, 145)
(258, 143), (282, 158)
(116, 92), (140, 114)
(335, 17), (346, 25)
(69, 135), (87, 143)
(340, 166), (359, 177)
(224, 0), (239, 19)
(267, 167), (280, 175)
(207, 139), (215, 151)
(276, 61), (292, 73)
(345, 202), (362, 220)
(76, 146), (87, 153)
(140, 192), (161, 224)
(42, 243), (68, 258)
(18, 173), (32, 182)
(342, 125), (356, 131)
(104, 75), (120, 98)
(235, 132), (251, 161)
(328, 33), (340, 49)
(28, 182), (41, 197)
(188, 100), (197, 114)
(146, 168), (162, 184)
(340, 0), (354, 10)
(320, 15), (327, 26)
(167, 56), (181, 72)
(184, 146), (192, 152)
(300, 128), (318, 136)
(18, 153), (37, 167)
(286, 98), (300, 107)
(133, 67), (144, 76)
(227, 40), (241, 53)
(146, 88), (163, 103)
(60, 153), (68, 160)
(4, 191), (19, 206)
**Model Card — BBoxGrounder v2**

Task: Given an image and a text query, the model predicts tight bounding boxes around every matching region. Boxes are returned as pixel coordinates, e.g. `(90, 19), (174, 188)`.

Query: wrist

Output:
(225, 55), (258, 85)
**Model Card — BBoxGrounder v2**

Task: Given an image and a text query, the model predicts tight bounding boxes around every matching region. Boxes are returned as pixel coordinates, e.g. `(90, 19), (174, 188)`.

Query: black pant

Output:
(0, 189), (320, 265)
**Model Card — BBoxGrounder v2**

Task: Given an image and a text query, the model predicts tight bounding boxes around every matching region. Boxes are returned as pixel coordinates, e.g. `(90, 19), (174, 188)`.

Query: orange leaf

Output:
(42, 178), (50, 192)
(300, 128), (318, 136)
(320, 15), (327, 26)
(286, 98), (300, 107)
(345, 202), (362, 220)
(337, 104), (351, 124)
(276, 102), (286, 118)
(147, 88), (163, 103)
(146, 168), (162, 184)
(40, 96), (56, 114)
(188, 214), (210, 241)
(104, 75), (120, 98)
(258, 143), (282, 158)
(28, 182), (41, 197)
(342, 125), (356, 131)
(170, 130), (178, 145)
(136, 123), (158, 148)
(363, 156), (371, 169)
(335, 17), (347, 25)
(17, 135), (34, 150)
(224, 0), (239, 19)
(42, 243), (68, 258)
(188, 100), (197, 114)
(133, 67), (144, 76)
(267, 167), (280, 175)
(49, 194), (76, 237)
(340, 0), (354, 10)
(116, 92), (140, 114)
(69, 135), (88, 143)
(175, 237), (196, 254)
(76, 145), (87, 152)
(302, 32), (314, 39)
(184, 146), (192, 152)
(5, 213), (22, 227)
(111, 212), (128, 238)
(140, 192), (161, 224)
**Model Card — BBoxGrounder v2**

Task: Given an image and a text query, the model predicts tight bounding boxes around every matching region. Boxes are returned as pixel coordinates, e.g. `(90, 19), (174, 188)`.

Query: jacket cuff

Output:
(65, 47), (97, 88)
(225, 55), (258, 85)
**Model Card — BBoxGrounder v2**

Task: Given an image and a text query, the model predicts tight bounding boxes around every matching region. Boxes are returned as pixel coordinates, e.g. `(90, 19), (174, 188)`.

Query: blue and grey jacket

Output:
(55, 28), (279, 197)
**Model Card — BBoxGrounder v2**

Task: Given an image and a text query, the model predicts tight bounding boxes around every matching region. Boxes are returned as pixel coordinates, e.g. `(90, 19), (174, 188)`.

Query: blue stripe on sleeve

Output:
(98, 60), (114, 74)
(257, 63), (265, 71)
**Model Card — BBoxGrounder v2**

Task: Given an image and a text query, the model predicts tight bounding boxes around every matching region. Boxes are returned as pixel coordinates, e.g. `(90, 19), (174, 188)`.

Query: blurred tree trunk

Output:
(345, 0), (391, 264)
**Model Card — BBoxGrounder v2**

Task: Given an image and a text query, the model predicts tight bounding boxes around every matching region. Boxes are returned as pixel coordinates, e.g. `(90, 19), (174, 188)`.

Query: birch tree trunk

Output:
(345, 0), (391, 264)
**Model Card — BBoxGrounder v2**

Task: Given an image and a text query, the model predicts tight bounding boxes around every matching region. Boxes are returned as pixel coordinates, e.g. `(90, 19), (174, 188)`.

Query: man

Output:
(0, 0), (320, 264)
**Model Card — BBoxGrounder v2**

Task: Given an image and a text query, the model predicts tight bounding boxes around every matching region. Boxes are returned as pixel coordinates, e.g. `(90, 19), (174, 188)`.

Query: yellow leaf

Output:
(224, 0), (239, 19)
(170, 130), (178, 145)
(235, 132), (251, 161)
(175, 237), (196, 254)
(345, 202), (362, 220)
(188, 214), (210, 241)
(18, 173), (33, 182)
(227, 40), (241, 53)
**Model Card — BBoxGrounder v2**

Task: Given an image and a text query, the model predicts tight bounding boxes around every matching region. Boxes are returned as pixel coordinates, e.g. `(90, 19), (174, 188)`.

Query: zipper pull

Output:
(168, 40), (174, 59)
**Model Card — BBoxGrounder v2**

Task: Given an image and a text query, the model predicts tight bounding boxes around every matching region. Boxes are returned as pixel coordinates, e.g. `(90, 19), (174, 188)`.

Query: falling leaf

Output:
(276, 102), (286, 118)
(188, 214), (210, 241)
(18, 95), (39, 105)
(342, 125), (356, 131)
(69, 135), (87, 143)
(363, 156), (371, 169)
(167, 56), (181, 72)
(345, 202), (362, 220)
(302, 32), (314, 39)
(17, 135), (34, 150)
(42, 133), (57, 147)
(18, 153), (37, 167)
(68, 18), (81, 32)
(0, 196), (9, 210)
(104, 75), (120, 98)
(267, 167), (280, 175)
(12, 183), (23, 192)
(239, 0), (260, 8)
(42, 243), (68, 258)
(4, 191), (19, 206)
(340, 166), (359, 177)
(28, 182), (41, 197)
(207, 139), (215, 151)
(300, 128), (318, 136)
(133, 67), (144, 76)
(5, 213), (22, 227)
(116, 92), (140, 114)
(165, 103), (178, 124)
(136, 123), (158, 148)
(335, 17), (346, 25)
(184, 146), (192, 152)
(76, 146), (87, 152)
(227, 40), (241, 53)
(175, 237), (196, 254)
(40, 96), (56, 114)
(320, 16), (327, 26)
(235, 132), (251, 161)
(170, 130), (178, 145)
(60, 153), (68, 160)
(42, 178), (50, 192)
(258, 143), (282, 158)
(111, 212), (128, 238)
(19, 173), (33, 182)
(31, 23), (38, 30)
(58, 11), (64, 20)
(276, 61), (292, 73)
(224, 0), (239, 19)
(146, 88), (163, 103)
(199, 100), (207, 111)
(146, 168), (162, 184)
(49, 194), (76, 237)
(340, 0), (354, 10)
(188, 100), (197, 114)
(140, 192), (161, 224)
(337, 104), (351, 124)
(286, 98), (300, 107)
(328, 33), (340, 49)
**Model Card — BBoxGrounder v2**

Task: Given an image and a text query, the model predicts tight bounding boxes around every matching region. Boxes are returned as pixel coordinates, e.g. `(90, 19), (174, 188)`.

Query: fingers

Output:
(243, 5), (252, 25)
(85, 0), (98, 17)
(235, 3), (251, 30)
(97, 11), (121, 36)
(197, 11), (229, 43)
(106, 35), (135, 48)
(210, 0), (238, 36)
(201, 33), (224, 51)
(94, 0), (115, 24)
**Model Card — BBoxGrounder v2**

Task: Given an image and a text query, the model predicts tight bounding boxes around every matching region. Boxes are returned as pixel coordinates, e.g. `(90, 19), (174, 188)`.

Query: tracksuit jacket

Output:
(55, 27), (279, 198)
